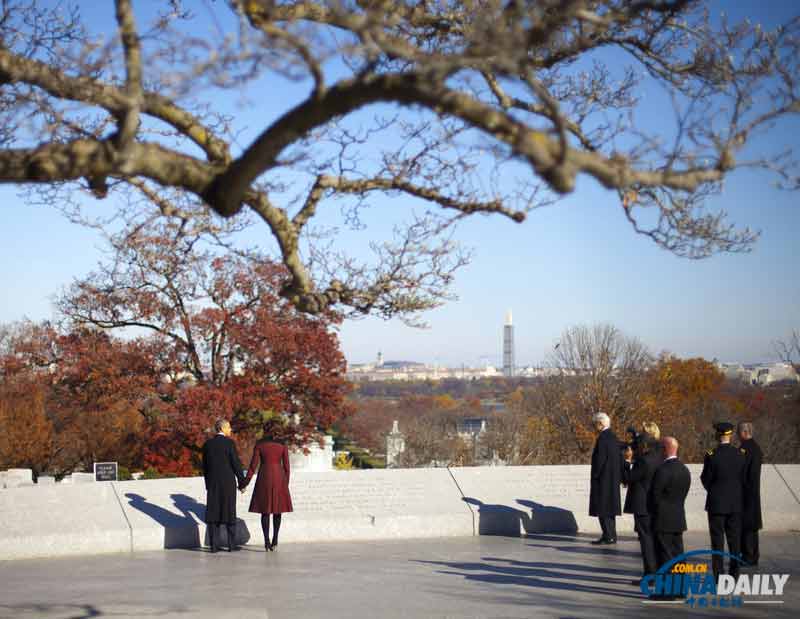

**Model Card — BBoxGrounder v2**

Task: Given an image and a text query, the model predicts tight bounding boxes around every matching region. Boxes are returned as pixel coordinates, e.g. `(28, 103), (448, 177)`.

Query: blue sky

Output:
(0, 1), (798, 368)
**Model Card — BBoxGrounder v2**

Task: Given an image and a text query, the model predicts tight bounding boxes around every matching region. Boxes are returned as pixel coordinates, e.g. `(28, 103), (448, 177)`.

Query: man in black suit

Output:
(648, 436), (691, 571)
(737, 422), (763, 567)
(202, 419), (246, 553)
(589, 412), (622, 544)
(701, 421), (746, 581)
(622, 429), (662, 583)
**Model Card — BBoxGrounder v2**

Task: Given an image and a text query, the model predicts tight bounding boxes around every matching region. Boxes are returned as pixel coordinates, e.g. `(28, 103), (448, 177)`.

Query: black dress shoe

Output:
(591, 538), (616, 545)
(228, 545), (240, 552)
(210, 547), (219, 554)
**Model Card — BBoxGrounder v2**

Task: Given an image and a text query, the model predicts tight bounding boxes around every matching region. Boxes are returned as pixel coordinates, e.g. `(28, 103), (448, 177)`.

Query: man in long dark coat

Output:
(589, 412), (622, 544)
(202, 419), (246, 552)
(701, 421), (746, 581)
(622, 431), (663, 582)
(648, 437), (691, 569)
(737, 421), (763, 567)
(647, 436), (691, 600)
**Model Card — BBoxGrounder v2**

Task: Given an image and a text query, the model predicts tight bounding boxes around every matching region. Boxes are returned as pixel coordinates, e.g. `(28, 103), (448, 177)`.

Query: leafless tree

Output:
(1, 1), (799, 321)
(549, 323), (651, 417)
(774, 330), (800, 374)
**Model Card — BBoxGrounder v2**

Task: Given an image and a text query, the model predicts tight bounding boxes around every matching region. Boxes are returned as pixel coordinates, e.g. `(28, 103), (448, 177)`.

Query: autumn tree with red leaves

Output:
(58, 220), (351, 475)
(1, 321), (154, 475)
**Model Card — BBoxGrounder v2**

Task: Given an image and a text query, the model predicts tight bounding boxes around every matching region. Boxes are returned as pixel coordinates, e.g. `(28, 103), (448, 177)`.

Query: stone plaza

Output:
(1, 464), (799, 617)
(1, 532), (799, 619)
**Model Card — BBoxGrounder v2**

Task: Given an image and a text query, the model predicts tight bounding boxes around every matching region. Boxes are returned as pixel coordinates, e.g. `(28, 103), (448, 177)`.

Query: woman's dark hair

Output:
(261, 418), (285, 443)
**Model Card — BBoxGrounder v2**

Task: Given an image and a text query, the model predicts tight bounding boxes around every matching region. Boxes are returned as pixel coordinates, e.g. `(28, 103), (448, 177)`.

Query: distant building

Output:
(457, 417), (487, 438)
(346, 357), (501, 382)
(503, 310), (515, 378)
(717, 361), (799, 386)
(753, 362), (798, 385)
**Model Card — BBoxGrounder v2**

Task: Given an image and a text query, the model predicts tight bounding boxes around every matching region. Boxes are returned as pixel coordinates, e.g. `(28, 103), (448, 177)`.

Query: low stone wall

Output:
(0, 465), (797, 560)
(451, 464), (800, 535)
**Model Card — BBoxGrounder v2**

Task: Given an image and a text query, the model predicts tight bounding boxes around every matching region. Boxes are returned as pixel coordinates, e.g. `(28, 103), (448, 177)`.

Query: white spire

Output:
(505, 310), (513, 326)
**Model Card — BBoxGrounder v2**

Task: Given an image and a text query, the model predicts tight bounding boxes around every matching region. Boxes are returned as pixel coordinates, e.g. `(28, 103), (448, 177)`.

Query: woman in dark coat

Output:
(242, 427), (293, 551)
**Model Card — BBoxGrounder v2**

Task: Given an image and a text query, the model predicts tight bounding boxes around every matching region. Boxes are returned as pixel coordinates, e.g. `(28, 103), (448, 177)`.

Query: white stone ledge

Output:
(0, 465), (797, 560)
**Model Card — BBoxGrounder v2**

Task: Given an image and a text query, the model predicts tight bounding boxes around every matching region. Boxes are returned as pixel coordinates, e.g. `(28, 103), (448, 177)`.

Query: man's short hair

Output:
(738, 421), (754, 435)
(214, 418), (228, 433)
(593, 412), (610, 427)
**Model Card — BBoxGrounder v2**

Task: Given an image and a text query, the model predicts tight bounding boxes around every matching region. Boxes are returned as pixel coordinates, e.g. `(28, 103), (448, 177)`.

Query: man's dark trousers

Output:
(634, 514), (658, 575)
(599, 516), (617, 541)
(709, 513), (742, 579)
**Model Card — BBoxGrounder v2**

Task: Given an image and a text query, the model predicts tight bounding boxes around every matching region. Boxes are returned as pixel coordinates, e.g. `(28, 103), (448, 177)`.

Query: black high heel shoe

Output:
(269, 541), (278, 552)
(265, 542), (273, 552)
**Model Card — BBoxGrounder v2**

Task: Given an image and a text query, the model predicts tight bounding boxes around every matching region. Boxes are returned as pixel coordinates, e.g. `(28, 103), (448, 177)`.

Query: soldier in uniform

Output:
(737, 422), (763, 567)
(700, 421), (746, 581)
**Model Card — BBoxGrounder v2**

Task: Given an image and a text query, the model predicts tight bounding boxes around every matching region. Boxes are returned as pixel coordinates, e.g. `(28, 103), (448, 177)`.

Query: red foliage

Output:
(56, 229), (352, 475)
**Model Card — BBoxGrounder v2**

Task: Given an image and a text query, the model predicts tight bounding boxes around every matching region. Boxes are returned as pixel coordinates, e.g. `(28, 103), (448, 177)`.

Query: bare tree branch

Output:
(0, 0), (797, 320)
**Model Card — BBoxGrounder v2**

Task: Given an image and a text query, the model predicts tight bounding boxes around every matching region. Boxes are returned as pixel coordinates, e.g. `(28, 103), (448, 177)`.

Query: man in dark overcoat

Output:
(648, 437), (691, 570)
(622, 431), (663, 581)
(701, 421), (746, 581)
(202, 419), (246, 552)
(589, 411), (622, 544)
(737, 421), (763, 567)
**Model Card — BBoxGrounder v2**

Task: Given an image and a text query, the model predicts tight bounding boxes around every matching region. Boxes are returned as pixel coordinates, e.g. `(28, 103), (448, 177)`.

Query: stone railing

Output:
(0, 464), (798, 560)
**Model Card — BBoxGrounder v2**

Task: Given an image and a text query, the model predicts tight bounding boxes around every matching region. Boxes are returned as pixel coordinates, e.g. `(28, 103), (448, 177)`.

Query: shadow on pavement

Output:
(413, 558), (643, 599)
(480, 557), (641, 577)
(526, 542), (642, 559)
(0, 603), (102, 618)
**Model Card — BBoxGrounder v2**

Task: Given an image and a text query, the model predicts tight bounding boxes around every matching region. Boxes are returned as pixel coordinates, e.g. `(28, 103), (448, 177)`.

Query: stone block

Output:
(115, 477), (210, 552)
(277, 468), (473, 543)
(115, 468), (473, 551)
(71, 473), (96, 483)
(3, 469), (33, 488)
(451, 466), (587, 536)
(765, 464), (800, 530)
(449, 464), (799, 537)
(0, 483), (130, 560)
(36, 476), (56, 485)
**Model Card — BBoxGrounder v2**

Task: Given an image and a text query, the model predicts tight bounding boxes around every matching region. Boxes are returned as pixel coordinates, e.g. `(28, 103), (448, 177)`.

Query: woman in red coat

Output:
(242, 429), (293, 551)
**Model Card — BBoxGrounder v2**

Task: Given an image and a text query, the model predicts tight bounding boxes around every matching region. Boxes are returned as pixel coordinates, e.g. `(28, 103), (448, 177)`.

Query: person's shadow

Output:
(125, 493), (251, 550)
(462, 497), (581, 536)
(516, 499), (578, 534)
(125, 492), (201, 549)
(462, 497), (531, 536)
(170, 493), (250, 549)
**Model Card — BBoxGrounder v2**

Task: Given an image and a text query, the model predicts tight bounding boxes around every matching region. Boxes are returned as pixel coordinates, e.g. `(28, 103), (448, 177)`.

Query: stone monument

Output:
(385, 420), (406, 468)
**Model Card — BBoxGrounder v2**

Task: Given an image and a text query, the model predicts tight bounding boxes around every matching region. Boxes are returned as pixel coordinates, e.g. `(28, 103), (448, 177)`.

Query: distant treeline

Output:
(339, 357), (800, 467)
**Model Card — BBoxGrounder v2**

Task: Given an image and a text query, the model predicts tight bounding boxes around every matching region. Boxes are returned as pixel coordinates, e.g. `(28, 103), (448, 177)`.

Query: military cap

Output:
(714, 421), (734, 436)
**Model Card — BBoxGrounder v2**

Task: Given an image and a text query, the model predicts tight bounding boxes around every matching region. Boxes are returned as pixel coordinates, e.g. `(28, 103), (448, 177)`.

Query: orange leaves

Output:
(0, 377), (54, 474)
